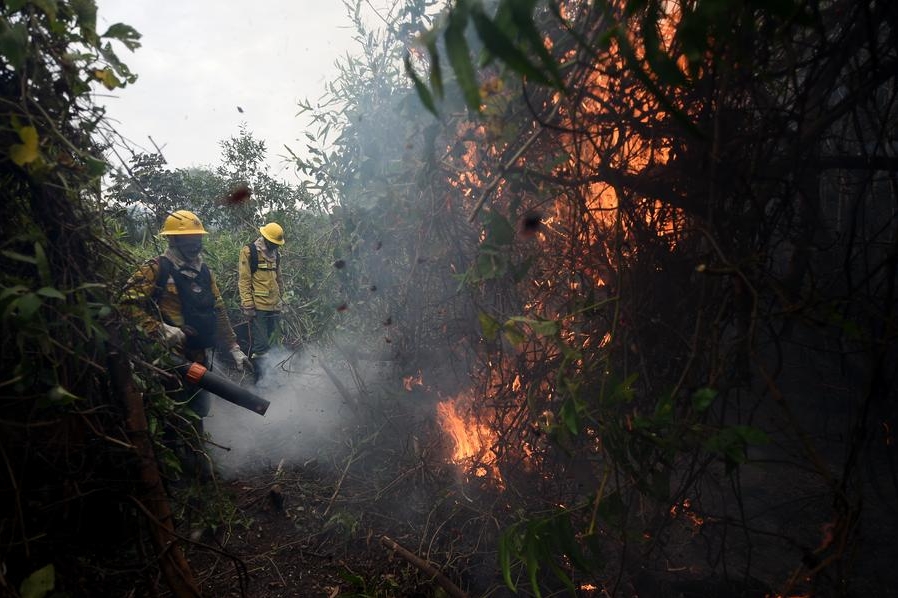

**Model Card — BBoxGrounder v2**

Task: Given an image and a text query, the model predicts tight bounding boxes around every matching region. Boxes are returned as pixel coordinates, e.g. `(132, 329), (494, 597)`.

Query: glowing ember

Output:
(579, 583), (599, 594)
(669, 498), (705, 534)
(403, 371), (424, 391)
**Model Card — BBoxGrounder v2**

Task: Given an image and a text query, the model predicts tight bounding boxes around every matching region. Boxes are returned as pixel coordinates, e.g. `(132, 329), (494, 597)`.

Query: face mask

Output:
(174, 238), (203, 260)
(264, 240), (278, 252)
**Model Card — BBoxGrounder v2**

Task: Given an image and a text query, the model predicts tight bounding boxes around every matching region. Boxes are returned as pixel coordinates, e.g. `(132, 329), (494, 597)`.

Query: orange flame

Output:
(436, 393), (505, 488)
(403, 371), (424, 391)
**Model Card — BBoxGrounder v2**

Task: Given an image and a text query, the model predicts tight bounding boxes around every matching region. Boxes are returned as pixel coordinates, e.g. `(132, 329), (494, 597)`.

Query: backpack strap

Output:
(247, 243), (258, 274)
(247, 242), (279, 274)
(153, 255), (212, 298)
(152, 255), (172, 302)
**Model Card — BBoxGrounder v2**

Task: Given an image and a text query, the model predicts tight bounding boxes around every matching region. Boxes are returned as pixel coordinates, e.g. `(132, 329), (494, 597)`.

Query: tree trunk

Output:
(108, 348), (203, 598)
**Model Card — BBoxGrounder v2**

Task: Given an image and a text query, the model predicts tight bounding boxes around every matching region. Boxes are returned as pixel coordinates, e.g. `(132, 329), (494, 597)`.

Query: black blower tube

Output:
(173, 357), (270, 416)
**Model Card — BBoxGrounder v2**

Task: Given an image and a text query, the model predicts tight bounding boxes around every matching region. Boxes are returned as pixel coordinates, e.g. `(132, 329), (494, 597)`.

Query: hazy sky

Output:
(95, 1), (377, 181)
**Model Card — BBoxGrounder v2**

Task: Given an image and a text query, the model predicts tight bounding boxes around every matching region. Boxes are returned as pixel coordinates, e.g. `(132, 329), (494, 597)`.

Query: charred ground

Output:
(172, 405), (512, 598)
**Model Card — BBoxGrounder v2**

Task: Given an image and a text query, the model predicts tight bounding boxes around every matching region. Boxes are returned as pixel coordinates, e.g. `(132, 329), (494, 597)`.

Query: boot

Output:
(250, 355), (265, 384)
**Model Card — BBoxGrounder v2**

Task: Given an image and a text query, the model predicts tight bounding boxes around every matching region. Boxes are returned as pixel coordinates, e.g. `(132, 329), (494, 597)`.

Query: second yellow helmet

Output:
(259, 222), (285, 245)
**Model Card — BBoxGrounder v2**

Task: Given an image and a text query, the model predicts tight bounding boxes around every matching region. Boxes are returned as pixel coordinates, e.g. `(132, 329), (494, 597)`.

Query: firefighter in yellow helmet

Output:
(238, 221), (285, 381)
(123, 210), (253, 416)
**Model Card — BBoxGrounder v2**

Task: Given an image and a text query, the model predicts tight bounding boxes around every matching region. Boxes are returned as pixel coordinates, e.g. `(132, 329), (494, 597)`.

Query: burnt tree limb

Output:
(380, 535), (468, 598)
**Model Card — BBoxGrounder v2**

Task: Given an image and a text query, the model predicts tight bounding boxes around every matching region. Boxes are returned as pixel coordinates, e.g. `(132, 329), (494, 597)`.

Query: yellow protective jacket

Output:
(238, 237), (283, 312)
(122, 250), (238, 360)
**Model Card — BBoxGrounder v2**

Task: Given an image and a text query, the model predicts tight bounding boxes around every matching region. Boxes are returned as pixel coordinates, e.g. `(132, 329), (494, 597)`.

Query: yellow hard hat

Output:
(160, 210), (208, 236)
(259, 222), (285, 245)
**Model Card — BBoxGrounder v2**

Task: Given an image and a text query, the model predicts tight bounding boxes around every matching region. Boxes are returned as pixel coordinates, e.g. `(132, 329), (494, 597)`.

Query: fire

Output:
(579, 583), (600, 594)
(403, 371), (423, 391)
(436, 392), (504, 488)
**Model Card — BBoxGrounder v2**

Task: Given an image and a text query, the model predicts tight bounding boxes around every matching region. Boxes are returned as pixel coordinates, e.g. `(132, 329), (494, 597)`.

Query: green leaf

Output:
(337, 569), (366, 588)
(0, 285), (29, 300)
(524, 536), (542, 598)
(498, 530), (517, 590)
(691, 387), (717, 412)
(471, 249), (507, 281)
(484, 211), (515, 246)
(469, 6), (551, 85)
(98, 42), (136, 83)
(479, 311), (501, 341)
(507, 0), (564, 88)
(502, 321), (526, 346)
(558, 340), (582, 361)
(559, 397), (580, 435)
(404, 53), (438, 117)
(36, 287), (65, 300)
(547, 558), (575, 593)
(31, 0), (59, 22)
(85, 156), (107, 176)
(14, 293), (42, 321)
(508, 316), (559, 337)
(102, 22), (141, 51)
(48, 385), (83, 404)
(511, 255), (534, 282)
(19, 564), (54, 598)
(444, 9), (481, 112)
(6, 0), (29, 10)
(0, 21), (29, 69)
(529, 319), (558, 336)
(551, 512), (592, 573)
(425, 35), (443, 100)
(1, 249), (37, 264)
(732, 424), (770, 445)
(609, 373), (638, 404)
(704, 425), (768, 473)
(653, 393), (674, 424)
(34, 242), (51, 286)
(71, 0), (98, 34)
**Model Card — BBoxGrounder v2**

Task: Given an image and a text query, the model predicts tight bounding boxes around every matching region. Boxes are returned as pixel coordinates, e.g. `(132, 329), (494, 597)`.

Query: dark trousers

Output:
(162, 349), (211, 482)
(249, 310), (280, 358)
(182, 347), (212, 416)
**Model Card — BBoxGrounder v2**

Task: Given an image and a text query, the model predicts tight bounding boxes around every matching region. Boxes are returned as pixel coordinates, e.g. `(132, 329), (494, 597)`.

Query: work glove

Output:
(159, 323), (186, 349)
(230, 346), (253, 373)
(241, 306), (256, 320)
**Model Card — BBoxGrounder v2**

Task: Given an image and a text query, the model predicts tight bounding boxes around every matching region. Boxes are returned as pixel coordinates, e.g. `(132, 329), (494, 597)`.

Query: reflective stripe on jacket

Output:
(238, 237), (283, 312)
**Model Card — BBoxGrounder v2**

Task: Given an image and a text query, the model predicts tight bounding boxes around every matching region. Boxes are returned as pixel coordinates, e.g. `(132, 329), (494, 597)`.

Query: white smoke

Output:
(203, 343), (375, 478)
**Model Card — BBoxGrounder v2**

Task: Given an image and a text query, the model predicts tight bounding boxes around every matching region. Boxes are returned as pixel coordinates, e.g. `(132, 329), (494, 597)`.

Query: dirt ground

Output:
(182, 463), (434, 598)
(175, 443), (500, 598)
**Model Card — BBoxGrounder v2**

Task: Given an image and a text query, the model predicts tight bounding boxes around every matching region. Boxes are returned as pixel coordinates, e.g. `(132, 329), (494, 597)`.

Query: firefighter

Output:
(123, 209), (253, 419)
(238, 221), (285, 381)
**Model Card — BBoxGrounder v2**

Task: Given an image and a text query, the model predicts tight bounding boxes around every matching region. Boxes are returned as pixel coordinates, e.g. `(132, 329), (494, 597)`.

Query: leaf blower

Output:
(173, 357), (270, 416)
